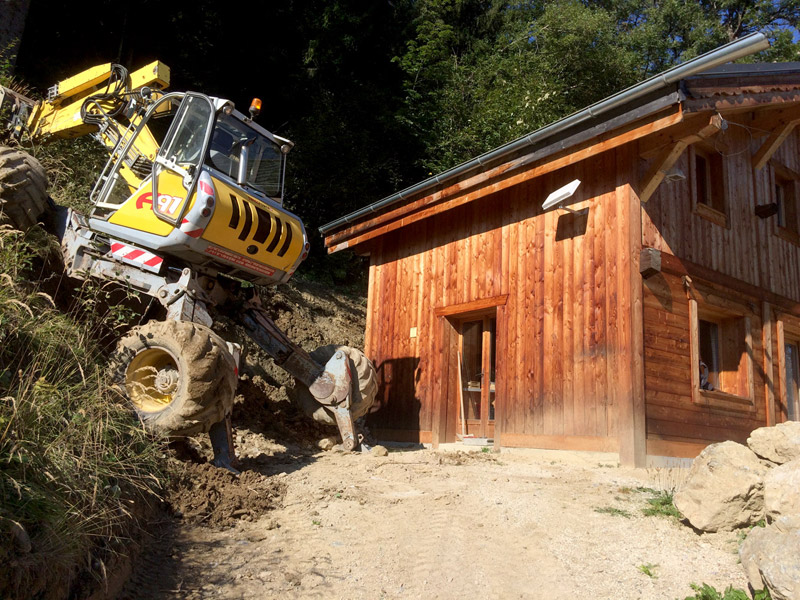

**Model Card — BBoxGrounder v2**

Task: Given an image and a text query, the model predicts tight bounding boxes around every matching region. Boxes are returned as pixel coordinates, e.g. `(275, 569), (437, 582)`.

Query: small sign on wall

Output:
(410, 327), (417, 339)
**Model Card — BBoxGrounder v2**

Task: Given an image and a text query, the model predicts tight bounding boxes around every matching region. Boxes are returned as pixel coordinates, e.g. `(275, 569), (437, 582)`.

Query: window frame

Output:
(770, 160), (800, 246)
(689, 143), (729, 228)
(776, 317), (800, 422)
(689, 297), (755, 413)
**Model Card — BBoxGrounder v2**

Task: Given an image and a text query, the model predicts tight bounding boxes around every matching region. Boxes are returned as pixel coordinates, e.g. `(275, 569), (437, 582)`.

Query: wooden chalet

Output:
(320, 36), (800, 466)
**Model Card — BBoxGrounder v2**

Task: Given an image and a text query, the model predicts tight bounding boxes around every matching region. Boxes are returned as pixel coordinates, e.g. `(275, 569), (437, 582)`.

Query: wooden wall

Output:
(642, 122), (800, 303)
(364, 148), (640, 449)
(639, 118), (800, 454)
(359, 108), (800, 457)
(641, 271), (770, 455)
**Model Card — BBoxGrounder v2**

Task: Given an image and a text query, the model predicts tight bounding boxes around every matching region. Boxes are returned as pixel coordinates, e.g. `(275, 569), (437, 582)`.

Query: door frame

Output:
(432, 295), (507, 446)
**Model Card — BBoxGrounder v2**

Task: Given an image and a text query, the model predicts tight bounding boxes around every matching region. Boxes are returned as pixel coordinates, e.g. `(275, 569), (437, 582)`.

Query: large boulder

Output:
(764, 459), (800, 522)
(748, 422), (800, 465)
(739, 517), (800, 600)
(674, 441), (770, 532)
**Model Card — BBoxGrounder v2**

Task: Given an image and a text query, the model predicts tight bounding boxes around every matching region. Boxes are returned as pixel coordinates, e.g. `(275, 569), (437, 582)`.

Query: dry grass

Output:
(0, 225), (165, 599)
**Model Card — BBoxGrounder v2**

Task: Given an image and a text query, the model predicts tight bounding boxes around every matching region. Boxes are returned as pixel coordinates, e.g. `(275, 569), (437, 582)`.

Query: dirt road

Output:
(121, 443), (748, 600)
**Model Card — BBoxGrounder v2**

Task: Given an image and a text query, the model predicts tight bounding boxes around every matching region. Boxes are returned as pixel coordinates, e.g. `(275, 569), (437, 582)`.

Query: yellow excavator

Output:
(0, 61), (377, 470)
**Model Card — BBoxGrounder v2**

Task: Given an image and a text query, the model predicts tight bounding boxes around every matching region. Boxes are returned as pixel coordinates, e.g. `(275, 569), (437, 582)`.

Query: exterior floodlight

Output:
(543, 179), (581, 211)
(664, 167), (686, 183)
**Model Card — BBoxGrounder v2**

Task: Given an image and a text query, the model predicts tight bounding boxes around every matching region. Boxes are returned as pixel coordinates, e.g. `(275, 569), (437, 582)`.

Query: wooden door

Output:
(458, 314), (496, 439)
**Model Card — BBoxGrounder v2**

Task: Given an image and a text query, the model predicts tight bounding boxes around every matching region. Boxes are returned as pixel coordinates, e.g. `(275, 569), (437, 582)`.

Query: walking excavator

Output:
(0, 61), (377, 470)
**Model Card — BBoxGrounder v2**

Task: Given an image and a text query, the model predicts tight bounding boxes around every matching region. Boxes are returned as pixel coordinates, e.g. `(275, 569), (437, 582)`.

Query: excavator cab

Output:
(81, 89), (308, 288)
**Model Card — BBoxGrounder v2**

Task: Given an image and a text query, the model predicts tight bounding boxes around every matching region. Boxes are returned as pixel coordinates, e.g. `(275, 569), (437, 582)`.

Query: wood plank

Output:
(433, 294), (509, 317)
(761, 302), (775, 427)
(618, 150), (647, 466)
(499, 433), (619, 452)
(752, 119), (800, 170)
(658, 250), (800, 318)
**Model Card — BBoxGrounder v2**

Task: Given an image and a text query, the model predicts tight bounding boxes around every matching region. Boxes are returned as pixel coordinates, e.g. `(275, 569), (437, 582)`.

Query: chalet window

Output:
(689, 298), (754, 412)
(772, 162), (800, 245)
(690, 144), (728, 228)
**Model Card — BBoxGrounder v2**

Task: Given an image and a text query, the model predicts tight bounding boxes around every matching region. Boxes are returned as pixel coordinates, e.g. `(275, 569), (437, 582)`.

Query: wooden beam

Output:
(762, 302), (776, 426)
(639, 141), (688, 204)
(639, 247), (662, 278)
(639, 112), (726, 159)
(618, 180), (646, 468)
(327, 108), (684, 252)
(656, 249), (800, 319)
(433, 294), (508, 318)
(752, 118), (800, 170)
(777, 320), (787, 423)
(638, 114), (723, 203)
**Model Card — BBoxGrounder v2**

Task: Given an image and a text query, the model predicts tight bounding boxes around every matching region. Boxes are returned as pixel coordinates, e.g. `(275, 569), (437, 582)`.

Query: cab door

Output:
(151, 93), (215, 226)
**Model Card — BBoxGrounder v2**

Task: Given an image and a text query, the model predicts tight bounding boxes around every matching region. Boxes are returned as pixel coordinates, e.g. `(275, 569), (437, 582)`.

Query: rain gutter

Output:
(319, 32), (768, 236)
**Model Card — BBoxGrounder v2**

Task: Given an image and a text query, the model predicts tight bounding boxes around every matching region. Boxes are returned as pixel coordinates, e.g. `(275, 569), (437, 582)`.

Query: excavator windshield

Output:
(207, 114), (284, 199)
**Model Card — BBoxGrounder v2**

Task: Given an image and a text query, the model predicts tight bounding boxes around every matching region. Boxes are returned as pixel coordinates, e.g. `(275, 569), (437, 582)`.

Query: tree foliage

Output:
(396, 0), (800, 173)
(13, 0), (800, 278)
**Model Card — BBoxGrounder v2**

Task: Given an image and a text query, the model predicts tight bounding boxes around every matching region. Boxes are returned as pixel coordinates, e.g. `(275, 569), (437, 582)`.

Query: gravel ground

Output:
(122, 444), (749, 600)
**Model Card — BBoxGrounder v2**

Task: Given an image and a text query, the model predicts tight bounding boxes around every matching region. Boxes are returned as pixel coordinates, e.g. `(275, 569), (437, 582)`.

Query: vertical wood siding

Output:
(365, 150), (637, 442)
(642, 125), (800, 302)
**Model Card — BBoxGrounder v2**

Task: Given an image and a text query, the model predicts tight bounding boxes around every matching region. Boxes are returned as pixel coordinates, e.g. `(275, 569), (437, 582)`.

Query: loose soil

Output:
(116, 278), (749, 599)
(120, 444), (750, 600)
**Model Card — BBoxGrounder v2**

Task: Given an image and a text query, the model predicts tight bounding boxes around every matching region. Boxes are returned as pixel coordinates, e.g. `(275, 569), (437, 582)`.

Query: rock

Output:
(764, 459), (800, 521)
(740, 522), (800, 600)
(318, 436), (338, 451)
(748, 422), (800, 465)
(674, 441), (769, 532)
(370, 445), (389, 457)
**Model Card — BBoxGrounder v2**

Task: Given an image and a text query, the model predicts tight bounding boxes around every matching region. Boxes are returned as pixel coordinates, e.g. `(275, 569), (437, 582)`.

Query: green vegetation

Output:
(737, 518), (768, 544)
(637, 563), (658, 578)
(684, 582), (772, 600)
(0, 224), (164, 597)
(642, 490), (681, 519)
(594, 506), (632, 518)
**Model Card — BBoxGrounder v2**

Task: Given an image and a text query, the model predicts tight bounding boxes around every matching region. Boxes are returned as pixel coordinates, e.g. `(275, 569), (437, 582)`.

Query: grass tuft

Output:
(642, 490), (681, 519)
(0, 226), (165, 599)
(594, 506), (632, 518)
(637, 563), (658, 578)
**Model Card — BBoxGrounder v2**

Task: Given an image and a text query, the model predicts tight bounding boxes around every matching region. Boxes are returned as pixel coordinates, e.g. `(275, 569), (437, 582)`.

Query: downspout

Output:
(319, 32), (769, 236)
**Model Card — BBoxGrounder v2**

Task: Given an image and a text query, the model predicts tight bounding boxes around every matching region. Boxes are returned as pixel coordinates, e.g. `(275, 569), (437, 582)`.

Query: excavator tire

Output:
(289, 345), (378, 426)
(0, 146), (48, 231)
(111, 319), (237, 437)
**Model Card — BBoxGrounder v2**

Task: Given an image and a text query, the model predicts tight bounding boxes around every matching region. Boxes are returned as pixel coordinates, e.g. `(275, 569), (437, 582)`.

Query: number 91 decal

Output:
(135, 191), (184, 217)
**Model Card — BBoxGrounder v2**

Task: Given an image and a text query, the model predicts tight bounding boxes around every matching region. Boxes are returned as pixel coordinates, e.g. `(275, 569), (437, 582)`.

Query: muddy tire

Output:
(0, 145), (48, 231)
(111, 320), (237, 437)
(289, 345), (378, 426)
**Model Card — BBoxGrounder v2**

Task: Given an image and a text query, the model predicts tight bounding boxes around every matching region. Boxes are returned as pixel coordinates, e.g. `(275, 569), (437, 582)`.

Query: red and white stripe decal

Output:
(110, 241), (164, 273)
(180, 218), (204, 238)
